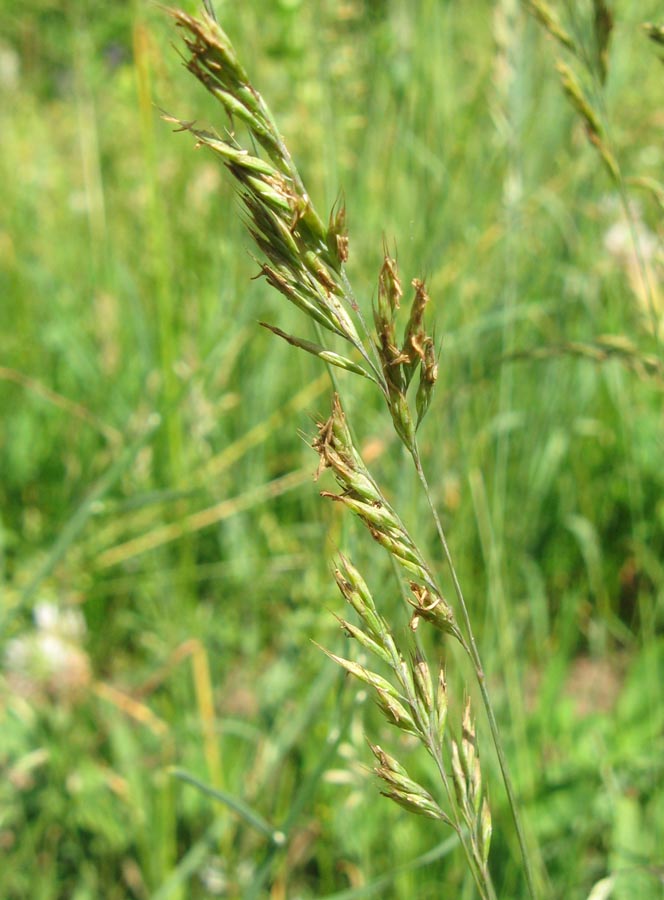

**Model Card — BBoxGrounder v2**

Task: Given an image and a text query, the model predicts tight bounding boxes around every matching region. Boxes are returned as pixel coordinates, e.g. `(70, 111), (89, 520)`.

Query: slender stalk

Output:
(411, 442), (539, 900)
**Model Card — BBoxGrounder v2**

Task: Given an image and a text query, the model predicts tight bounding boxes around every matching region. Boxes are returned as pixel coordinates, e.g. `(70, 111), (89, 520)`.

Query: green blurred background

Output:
(1, 1), (663, 897)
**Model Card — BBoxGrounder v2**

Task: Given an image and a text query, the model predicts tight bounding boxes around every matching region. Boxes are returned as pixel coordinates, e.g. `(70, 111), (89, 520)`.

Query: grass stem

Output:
(411, 443), (540, 900)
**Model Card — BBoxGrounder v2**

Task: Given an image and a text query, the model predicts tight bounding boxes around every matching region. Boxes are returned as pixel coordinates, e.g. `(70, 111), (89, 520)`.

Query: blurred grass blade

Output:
(0, 366), (122, 445)
(319, 834), (460, 899)
(170, 768), (286, 847)
(151, 815), (227, 900)
(586, 876), (615, 900)
(6, 415), (160, 631)
(95, 467), (309, 568)
(244, 668), (354, 900)
(280, 669), (351, 833)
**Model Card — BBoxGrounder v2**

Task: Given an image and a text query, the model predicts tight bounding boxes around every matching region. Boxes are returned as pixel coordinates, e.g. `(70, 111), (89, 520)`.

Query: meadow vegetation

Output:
(1, 1), (663, 897)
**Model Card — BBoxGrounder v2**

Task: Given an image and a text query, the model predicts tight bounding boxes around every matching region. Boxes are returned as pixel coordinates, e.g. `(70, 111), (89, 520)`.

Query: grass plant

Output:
(165, 8), (533, 896)
(1, 1), (663, 897)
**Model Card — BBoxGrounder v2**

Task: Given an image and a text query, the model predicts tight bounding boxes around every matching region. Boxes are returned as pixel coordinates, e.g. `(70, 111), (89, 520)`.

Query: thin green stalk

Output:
(410, 443), (539, 900)
(5, 416), (160, 633)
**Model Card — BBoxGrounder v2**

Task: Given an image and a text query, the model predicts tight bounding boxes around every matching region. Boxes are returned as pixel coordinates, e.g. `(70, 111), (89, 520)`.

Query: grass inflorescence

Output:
(2, 2), (663, 897)
(166, 8), (543, 897)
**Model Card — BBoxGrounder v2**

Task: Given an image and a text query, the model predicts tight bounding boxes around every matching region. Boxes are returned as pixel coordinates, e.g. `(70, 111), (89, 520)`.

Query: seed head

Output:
(408, 582), (456, 635)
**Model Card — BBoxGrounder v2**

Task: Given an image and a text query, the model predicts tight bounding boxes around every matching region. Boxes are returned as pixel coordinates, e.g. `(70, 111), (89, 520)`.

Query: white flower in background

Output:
(199, 856), (228, 895)
(35, 601), (86, 641)
(603, 201), (662, 337)
(0, 40), (19, 92)
(3, 600), (91, 704)
(604, 216), (658, 266)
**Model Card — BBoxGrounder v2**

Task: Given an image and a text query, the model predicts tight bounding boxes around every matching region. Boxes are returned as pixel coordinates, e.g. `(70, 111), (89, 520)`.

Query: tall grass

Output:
(1, 1), (663, 897)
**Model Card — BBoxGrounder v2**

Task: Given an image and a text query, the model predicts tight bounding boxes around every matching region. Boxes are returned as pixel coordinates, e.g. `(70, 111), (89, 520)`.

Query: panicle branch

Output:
(313, 395), (457, 638)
